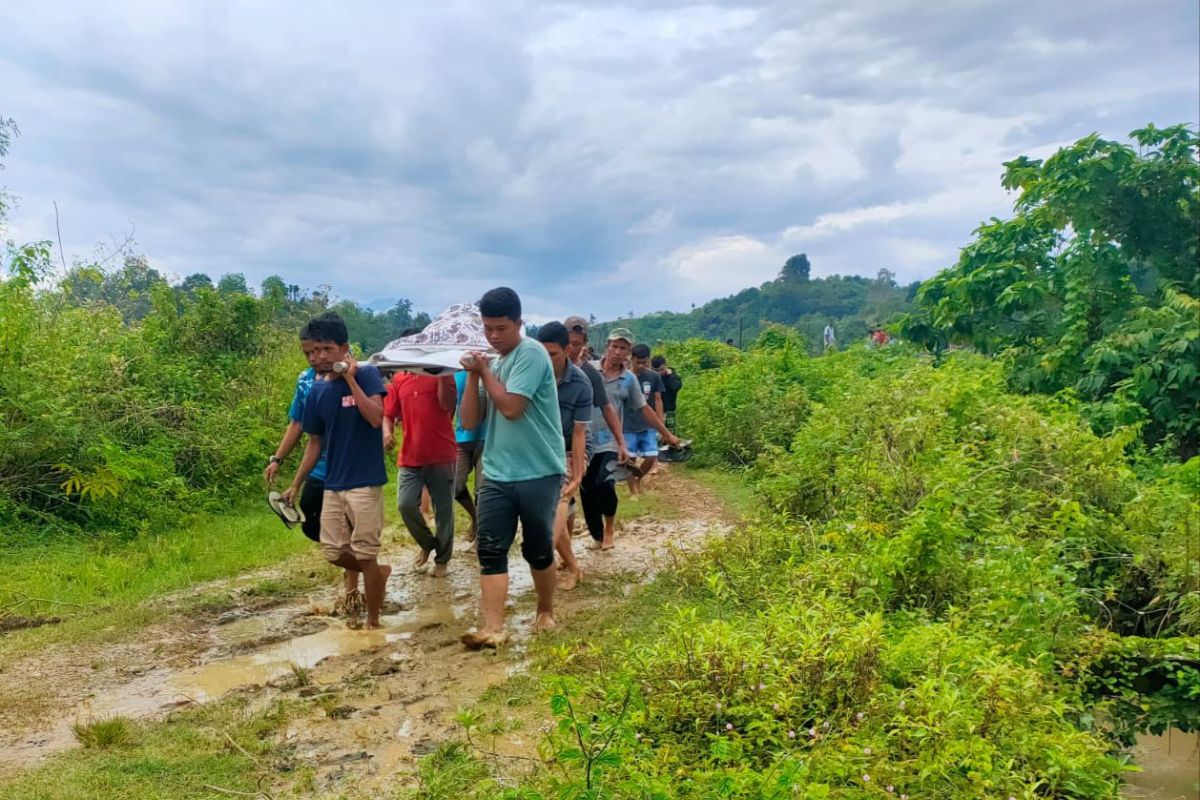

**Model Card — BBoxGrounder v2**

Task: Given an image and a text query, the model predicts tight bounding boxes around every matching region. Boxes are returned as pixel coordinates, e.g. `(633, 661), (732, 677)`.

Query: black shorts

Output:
(475, 474), (562, 576)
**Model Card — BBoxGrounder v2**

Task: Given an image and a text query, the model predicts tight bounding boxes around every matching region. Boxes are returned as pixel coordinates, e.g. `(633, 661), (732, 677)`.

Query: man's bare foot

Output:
(534, 612), (557, 633)
(413, 549), (431, 569)
(461, 629), (508, 650)
(431, 563), (448, 578)
(364, 564), (392, 629)
(586, 540), (603, 550)
(601, 537), (615, 550)
(559, 569), (582, 591)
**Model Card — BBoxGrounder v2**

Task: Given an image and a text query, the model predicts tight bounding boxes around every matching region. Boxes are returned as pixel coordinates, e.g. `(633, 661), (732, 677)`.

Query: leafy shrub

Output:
(515, 345), (1195, 799)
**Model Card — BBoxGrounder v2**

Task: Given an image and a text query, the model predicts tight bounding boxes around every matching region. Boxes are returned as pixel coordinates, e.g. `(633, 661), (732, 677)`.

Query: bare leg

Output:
(531, 564), (557, 632)
(358, 558), (391, 629)
(602, 515), (615, 549)
(553, 500), (582, 590)
(640, 456), (658, 485)
(479, 573), (509, 634)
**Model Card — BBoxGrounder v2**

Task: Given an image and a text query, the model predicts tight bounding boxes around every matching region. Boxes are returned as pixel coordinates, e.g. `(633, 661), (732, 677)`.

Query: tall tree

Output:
(903, 124), (1200, 456)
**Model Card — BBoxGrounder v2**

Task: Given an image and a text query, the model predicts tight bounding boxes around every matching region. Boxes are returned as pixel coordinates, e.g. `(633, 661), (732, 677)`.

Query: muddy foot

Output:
(461, 629), (508, 650)
(534, 613), (557, 633)
(413, 550), (431, 569)
(559, 569), (582, 591)
(431, 563), (448, 578)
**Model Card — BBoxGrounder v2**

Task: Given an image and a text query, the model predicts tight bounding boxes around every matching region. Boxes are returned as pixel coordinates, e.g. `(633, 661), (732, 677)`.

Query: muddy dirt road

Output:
(0, 471), (730, 794)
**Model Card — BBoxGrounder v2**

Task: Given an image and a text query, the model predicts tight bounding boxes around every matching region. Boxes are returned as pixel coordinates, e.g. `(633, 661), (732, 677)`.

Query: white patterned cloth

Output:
(369, 303), (494, 375)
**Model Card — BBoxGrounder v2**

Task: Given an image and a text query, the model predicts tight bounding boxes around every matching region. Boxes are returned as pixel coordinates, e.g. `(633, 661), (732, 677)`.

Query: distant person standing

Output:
(453, 369), (487, 543)
(383, 370), (458, 578)
(651, 354), (683, 435)
(625, 343), (666, 496)
(459, 288), (565, 648)
(282, 313), (391, 629)
(823, 320), (836, 352)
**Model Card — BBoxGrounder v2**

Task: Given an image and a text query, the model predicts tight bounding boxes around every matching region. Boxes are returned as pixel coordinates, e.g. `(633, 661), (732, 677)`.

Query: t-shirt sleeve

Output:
(383, 375), (402, 420)
(585, 364), (609, 408)
(302, 385), (325, 436)
(287, 376), (307, 423)
(358, 365), (388, 397)
(503, 344), (548, 400)
(625, 373), (647, 410)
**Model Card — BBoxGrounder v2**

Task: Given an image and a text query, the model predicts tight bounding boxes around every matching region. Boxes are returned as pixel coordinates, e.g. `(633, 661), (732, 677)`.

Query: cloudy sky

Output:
(1, 1), (1197, 322)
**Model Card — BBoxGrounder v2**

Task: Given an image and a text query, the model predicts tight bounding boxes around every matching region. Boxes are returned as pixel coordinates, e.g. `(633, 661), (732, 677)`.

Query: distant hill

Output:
(590, 254), (919, 352)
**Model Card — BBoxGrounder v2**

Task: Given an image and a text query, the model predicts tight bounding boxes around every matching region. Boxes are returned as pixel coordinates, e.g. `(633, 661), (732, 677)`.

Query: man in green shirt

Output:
(458, 287), (566, 649)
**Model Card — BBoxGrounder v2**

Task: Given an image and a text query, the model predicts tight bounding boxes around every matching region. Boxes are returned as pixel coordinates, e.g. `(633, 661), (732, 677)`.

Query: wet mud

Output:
(0, 471), (727, 792)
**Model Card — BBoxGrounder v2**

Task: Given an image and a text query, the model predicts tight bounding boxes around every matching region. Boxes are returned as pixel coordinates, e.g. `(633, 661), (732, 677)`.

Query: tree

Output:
(780, 253), (811, 282)
(902, 124), (1200, 457)
(217, 273), (249, 295)
(0, 117), (16, 229)
(179, 272), (213, 294)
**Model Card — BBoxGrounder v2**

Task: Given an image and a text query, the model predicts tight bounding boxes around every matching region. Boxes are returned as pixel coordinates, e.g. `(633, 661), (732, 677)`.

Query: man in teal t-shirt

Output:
(458, 287), (565, 649)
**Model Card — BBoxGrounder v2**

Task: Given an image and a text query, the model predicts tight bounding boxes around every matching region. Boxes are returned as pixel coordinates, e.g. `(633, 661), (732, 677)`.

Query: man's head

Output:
(605, 327), (634, 367)
(651, 354), (667, 374)
(478, 287), (523, 355)
(536, 321), (570, 375)
(300, 312), (349, 374)
(631, 343), (651, 372)
(563, 315), (588, 362)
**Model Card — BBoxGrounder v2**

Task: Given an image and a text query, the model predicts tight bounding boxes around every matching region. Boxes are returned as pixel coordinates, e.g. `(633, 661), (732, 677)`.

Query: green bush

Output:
(513, 345), (1195, 799)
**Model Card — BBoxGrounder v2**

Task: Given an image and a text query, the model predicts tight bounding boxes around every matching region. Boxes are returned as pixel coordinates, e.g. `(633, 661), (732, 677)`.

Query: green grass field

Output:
(0, 504), (321, 662)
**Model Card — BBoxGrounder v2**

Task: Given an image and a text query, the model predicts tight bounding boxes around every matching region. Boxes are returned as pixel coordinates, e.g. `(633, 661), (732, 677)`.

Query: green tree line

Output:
(590, 256), (917, 352)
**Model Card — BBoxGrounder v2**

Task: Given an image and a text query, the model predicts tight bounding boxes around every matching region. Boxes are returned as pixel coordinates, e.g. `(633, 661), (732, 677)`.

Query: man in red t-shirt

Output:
(383, 372), (458, 577)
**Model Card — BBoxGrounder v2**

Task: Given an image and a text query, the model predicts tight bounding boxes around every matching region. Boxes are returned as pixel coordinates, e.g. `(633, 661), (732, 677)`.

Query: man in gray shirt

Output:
(582, 328), (679, 549)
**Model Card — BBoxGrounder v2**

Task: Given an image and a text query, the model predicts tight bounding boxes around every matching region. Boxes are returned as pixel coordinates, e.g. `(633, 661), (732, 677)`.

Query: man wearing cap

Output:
(563, 316), (627, 537)
(585, 327), (680, 549)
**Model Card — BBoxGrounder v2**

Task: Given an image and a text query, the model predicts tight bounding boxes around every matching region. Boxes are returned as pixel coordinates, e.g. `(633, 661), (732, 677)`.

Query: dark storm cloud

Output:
(0, 0), (1195, 320)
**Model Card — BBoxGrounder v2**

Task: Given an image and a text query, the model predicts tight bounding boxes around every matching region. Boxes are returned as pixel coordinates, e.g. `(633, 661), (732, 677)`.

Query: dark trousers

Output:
(299, 478), (325, 543)
(579, 451), (618, 542)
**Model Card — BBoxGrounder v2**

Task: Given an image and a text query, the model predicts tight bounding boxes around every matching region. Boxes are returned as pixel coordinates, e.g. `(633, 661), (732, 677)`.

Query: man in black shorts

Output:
(459, 288), (566, 648)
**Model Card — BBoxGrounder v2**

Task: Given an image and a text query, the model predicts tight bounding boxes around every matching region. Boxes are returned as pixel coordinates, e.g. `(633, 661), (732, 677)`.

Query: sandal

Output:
(267, 491), (305, 528)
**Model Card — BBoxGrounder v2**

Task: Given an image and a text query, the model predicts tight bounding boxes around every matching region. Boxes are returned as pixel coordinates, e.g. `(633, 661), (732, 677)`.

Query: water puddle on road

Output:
(172, 602), (463, 702)
(1125, 729), (1199, 799)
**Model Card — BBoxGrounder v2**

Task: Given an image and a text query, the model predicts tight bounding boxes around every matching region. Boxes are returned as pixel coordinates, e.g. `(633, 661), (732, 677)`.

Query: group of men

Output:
(264, 288), (683, 647)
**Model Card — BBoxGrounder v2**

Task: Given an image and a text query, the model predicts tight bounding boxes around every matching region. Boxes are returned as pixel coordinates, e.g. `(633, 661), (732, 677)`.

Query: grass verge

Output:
(1, 696), (302, 800)
(0, 504), (320, 662)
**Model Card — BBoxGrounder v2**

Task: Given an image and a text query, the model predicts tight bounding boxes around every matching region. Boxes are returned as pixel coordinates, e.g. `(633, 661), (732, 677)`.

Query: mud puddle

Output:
(1124, 728), (1199, 799)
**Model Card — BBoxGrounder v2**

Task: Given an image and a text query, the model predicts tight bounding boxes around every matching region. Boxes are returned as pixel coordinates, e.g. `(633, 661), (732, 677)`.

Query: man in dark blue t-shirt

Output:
(282, 313), (391, 628)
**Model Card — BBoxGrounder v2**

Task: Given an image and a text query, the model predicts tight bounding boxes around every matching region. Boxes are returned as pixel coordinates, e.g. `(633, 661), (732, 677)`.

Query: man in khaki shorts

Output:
(282, 314), (392, 628)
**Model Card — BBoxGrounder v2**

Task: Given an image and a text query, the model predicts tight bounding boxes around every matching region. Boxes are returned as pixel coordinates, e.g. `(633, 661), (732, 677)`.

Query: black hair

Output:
(651, 355), (666, 368)
(300, 311), (349, 345)
(631, 343), (651, 359)
(479, 287), (521, 322)
(399, 327), (421, 337)
(536, 321), (570, 348)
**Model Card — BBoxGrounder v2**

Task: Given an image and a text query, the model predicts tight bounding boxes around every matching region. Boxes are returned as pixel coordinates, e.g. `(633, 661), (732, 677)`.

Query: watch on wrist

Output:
(268, 455), (283, 465)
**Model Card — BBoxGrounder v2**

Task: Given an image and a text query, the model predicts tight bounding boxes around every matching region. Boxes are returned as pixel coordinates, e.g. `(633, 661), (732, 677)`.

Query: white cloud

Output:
(0, 0), (1195, 322)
